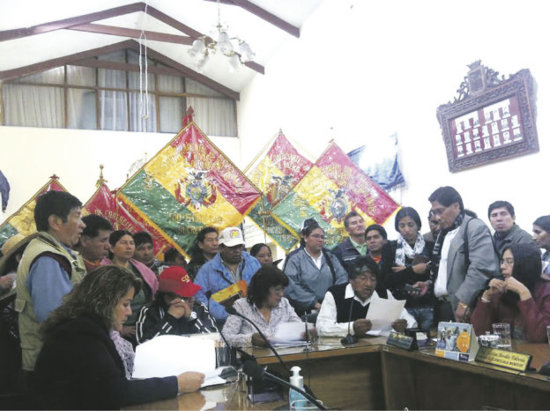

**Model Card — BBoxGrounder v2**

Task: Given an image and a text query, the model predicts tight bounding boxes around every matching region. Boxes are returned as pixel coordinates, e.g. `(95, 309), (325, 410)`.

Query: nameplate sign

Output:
(387, 331), (416, 351)
(476, 347), (532, 372)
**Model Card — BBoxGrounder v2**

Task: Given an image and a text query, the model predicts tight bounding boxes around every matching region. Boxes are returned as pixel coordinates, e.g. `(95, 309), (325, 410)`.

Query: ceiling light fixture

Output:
(188, 0), (255, 71)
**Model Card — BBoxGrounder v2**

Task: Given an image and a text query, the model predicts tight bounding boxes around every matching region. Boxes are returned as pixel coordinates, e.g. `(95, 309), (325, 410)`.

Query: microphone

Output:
(341, 297), (358, 346)
(242, 360), (327, 410)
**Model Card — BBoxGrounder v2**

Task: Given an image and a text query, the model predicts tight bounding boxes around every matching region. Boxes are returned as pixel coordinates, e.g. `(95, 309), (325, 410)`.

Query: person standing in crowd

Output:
(194, 227), (261, 324)
(471, 243), (550, 342)
(428, 186), (498, 323)
(316, 257), (415, 338)
(423, 210), (440, 243)
(250, 243), (275, 266)
(488, 200), (534, 255)
(532, 215), (550, 277)
(387, 207), (434, 332)
(136, 266), (217, 344)
(283, 218), (348, 320)
(186, 227), (219, 280)
(332, 211), (367, 270)
(15, 191), (87, 377)
(223, 265), (311, 347)
(364, 224), (393, 293)
(32, 265), (204, 409)
(75, 214), (113, 273)
(0, 234), (34, 392)
(163, 247), (187, 268)
(105, 230), (158, 344)
(133, 231), (167, 275)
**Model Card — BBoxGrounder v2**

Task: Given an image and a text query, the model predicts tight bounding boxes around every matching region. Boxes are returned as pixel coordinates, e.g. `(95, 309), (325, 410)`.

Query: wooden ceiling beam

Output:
(67, 23), (194, 45)
(0, 3), (146, 42)
(0, 40), (135, 81)
(204, 0), (300, 37)
(70, 58), (185, 77)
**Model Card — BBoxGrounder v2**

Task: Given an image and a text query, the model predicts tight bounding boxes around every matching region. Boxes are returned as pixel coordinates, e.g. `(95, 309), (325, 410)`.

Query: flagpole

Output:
(242, 130), (279, 174)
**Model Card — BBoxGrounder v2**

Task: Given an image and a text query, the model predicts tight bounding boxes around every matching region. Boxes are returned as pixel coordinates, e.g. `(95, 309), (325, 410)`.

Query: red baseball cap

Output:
(158, 266), (202, 297)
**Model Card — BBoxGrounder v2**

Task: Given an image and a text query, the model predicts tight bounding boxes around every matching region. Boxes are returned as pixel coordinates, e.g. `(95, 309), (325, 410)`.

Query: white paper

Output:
(132, 335), (216, 379)
(270, 321), (313, 344)
(365, 293), (406, 337)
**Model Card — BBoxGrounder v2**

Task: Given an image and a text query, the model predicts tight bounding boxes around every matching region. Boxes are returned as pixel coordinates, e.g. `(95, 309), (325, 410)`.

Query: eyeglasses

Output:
(430, 206), (449, 217)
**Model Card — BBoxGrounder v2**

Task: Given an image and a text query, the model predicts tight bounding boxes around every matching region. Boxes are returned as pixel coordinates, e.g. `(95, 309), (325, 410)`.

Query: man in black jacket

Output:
(332, 211), (367, 270)
(136, 266), (217, 344)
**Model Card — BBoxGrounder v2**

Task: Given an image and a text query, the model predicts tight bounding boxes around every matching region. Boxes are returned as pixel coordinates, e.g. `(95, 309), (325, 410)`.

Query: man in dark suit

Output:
(332, 211), (367, 271)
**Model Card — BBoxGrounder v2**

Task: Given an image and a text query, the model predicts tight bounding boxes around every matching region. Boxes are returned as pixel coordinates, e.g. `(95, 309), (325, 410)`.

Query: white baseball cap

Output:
(218, 227), (245, 247)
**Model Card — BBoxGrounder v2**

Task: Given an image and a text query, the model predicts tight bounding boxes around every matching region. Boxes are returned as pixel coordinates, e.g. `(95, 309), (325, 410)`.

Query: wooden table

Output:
(125, 337), (550, 410)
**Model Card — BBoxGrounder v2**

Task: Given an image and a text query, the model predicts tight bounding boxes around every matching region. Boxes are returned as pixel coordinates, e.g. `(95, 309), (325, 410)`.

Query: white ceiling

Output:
(0, 0), (324, 94)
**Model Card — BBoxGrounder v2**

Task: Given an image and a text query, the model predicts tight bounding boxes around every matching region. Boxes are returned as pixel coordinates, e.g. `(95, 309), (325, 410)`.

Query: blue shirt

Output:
(27, 252), (74, 322)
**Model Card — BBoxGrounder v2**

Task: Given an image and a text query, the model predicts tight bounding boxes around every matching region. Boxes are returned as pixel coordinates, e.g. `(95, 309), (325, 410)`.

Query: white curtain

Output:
(3, 84), (64, 128)
(186, 79), (237, 136)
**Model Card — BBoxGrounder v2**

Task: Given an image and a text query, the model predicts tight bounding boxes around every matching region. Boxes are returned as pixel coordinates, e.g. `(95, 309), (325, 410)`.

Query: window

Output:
(1, 50), (237, 136)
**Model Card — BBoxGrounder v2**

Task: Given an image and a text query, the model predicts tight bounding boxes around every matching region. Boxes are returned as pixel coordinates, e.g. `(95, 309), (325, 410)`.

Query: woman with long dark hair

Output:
(283, 218), (348, 318)
(223, 265), (309, 347)
(533, 215), (550, 277)
(32, 265), (204, 409)
(471, 243), (550, 342)
(104, 230), (158, 343)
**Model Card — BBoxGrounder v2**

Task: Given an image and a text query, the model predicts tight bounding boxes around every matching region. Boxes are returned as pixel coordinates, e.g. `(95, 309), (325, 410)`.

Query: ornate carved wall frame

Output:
(437, 61), (539, 172)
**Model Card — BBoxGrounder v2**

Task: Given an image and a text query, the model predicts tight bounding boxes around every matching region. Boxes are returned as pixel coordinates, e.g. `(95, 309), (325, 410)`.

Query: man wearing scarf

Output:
(428, 186), (498, 323)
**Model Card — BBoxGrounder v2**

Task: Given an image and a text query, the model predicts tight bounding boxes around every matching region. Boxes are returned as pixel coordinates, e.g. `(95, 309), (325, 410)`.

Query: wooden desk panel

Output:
(125, 339), (550, 410)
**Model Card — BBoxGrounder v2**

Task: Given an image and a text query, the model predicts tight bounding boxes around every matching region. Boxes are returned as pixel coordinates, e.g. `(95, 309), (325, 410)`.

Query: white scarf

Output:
(394, 233), (426, 266)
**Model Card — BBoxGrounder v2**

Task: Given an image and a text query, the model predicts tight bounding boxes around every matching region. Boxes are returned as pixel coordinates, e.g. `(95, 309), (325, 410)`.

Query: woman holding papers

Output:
(223, 265), (313, 347)
(471, 243), (550, 342)
(32, 265), (204, 409)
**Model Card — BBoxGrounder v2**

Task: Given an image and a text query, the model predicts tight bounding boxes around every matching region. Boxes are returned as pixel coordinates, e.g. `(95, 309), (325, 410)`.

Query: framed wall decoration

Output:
(437, 61), (539, 172)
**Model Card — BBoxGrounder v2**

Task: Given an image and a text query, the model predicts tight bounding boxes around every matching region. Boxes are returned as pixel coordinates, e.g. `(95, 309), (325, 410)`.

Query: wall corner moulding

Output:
(436, 61), (539, 173)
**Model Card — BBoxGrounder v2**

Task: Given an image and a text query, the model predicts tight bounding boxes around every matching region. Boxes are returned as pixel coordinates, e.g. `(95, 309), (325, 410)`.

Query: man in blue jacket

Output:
(194, 227), (261, 324)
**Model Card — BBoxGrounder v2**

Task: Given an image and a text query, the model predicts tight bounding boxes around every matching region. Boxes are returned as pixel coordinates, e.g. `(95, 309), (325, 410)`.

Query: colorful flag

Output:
(0, 175), (67, 245)
(348, 133), (405, 191)
(83, 181), (172, 256)
(271, 141), (400, 247)
(118, 122), (261, 257)
(246, 131), (313, 251)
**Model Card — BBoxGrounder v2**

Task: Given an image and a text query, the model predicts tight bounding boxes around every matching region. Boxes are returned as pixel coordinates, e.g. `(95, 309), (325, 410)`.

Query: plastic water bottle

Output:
(289, 366), (307, 410)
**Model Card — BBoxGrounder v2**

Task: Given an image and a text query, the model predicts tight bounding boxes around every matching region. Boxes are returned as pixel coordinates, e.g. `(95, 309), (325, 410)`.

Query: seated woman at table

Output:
(32, 265), (204, 409)
(471, 243), (550, 342)
(136, 266), (218, 344)
(104, 230), (158, 344)
(223, 265), (315, 347)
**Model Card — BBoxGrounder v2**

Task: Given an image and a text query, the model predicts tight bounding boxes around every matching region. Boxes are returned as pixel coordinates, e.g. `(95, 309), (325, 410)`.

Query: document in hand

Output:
(132, 334), (229, 387)
(365, 293), (406, 336)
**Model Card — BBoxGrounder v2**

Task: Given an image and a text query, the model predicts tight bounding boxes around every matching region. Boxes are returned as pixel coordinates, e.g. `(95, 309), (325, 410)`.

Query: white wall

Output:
(237, 0), (550, 236)
(0, 126), (240, 218)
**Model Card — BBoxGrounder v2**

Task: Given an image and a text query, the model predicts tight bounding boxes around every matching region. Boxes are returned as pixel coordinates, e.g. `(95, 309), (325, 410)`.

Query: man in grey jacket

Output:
(428, 187), (498, 323)
(487, 200), (535, 256)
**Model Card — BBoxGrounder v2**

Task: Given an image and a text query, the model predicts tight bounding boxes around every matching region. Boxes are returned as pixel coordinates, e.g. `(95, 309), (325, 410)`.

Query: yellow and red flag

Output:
(0, 175), (67, 244)
(246, 131), (313, 251)
(118, 122), (261, 257)
(271, 141), (400, 247)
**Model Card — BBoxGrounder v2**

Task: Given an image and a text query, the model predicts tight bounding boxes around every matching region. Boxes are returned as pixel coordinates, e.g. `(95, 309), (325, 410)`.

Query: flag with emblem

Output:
(271, 141), (400, 247)
(118, 122), (261, 257)
(245, 131), (313, 251)
(0, 175), (67, 245)
(83, 174), (172, 256)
